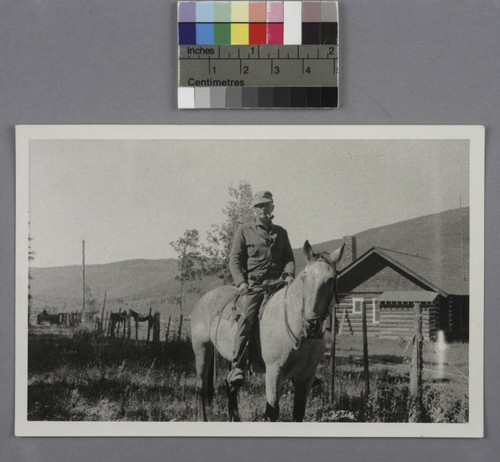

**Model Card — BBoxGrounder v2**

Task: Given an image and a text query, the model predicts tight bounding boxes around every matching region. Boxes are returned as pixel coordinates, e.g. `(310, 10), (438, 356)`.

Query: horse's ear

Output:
(303, 240), (314, 262)
(330, 242), (346, 264)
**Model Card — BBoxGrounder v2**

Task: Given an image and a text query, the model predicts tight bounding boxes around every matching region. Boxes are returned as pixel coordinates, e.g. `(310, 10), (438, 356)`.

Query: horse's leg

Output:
(292, 375), (316, 422)
(194, 341), (214, 422)
(225, 382), (241, 422)
(264, 366), (282, 422)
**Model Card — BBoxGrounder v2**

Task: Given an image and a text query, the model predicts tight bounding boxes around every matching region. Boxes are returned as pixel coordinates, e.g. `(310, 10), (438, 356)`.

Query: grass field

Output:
(27, 331), (469, 423)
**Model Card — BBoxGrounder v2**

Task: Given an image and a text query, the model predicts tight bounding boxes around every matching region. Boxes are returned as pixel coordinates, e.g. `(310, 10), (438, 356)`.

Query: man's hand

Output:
(238, 282), (249, 294)
(284, 275), (294, 286)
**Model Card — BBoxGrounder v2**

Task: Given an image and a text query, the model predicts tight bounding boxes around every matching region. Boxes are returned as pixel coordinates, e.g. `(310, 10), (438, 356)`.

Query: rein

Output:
(282, 278), (334, 351)
(283, 286), (303, 350)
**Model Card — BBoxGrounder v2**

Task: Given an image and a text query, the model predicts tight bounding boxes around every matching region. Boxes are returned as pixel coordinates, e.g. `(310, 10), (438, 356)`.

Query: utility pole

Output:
(82, 240), (86, 314)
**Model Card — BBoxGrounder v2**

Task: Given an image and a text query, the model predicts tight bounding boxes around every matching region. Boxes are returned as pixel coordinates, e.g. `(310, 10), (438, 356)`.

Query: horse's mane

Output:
(305, 251), (335, 269)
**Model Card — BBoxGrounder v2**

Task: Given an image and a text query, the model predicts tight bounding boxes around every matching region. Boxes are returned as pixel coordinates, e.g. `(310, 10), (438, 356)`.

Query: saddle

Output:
(217, 279), (287, 323)
(216, 280), (287, 373)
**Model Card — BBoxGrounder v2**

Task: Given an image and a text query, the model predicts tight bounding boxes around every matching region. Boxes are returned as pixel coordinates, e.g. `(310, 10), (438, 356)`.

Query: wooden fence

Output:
(31, 308), (190, 346)
(329, 302), (425, 422)
(31, 310), (96, 328)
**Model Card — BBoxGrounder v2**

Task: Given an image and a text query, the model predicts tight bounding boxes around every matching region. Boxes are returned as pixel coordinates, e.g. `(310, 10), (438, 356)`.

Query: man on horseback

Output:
(227, 190), (295, 387)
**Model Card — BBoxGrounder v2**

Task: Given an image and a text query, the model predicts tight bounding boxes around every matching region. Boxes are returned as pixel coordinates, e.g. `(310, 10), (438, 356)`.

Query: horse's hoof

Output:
(227, 368), (245, 388)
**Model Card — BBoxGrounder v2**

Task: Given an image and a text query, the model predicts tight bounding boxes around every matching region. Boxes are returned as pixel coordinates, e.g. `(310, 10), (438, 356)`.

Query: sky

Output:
(29, 137), (470, 267)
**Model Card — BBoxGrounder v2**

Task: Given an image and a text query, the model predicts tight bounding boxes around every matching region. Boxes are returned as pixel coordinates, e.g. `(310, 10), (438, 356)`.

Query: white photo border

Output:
(15, 125), (484, 437)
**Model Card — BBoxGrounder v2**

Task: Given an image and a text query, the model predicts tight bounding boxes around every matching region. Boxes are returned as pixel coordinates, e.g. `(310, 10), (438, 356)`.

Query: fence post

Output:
(152, 312), (161, 350)
(177, 314), (184, 341)
(112, 308), (121, 338)
(165, 315), (171, 343)
(127, 313), (131, 340)
(146, 307), (152, 344)
(329, 307), (337, 404)
(100, 292), (107, 333)
(362, 301), (370, 396)
(122, 311), (127, 338)
(104, 312), (110, 337)
(409, 302), (423, 422)
(117, 308), (122, 337)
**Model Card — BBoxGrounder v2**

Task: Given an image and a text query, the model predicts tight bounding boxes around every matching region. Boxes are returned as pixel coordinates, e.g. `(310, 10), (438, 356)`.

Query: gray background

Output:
(0, 0), (498, 460)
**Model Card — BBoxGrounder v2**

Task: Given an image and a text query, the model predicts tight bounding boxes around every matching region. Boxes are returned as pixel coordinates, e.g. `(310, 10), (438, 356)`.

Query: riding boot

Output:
(228, 291), (263, 387)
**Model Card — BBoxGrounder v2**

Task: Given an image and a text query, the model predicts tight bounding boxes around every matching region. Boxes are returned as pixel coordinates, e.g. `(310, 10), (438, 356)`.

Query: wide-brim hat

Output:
(252, 190), (274, 207)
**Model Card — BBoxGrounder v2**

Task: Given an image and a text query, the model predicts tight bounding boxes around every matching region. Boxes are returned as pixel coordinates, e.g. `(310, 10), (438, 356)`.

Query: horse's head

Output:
(37, 309), (48, 325)
(298, 240), (345, 337)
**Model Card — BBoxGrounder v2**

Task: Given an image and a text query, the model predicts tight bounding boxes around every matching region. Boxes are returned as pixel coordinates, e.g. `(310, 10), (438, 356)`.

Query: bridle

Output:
(283, 257), (337, 350)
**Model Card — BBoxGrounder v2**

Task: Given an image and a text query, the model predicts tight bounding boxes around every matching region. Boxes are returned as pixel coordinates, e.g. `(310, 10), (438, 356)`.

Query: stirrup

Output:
(227, 367), (245, 387)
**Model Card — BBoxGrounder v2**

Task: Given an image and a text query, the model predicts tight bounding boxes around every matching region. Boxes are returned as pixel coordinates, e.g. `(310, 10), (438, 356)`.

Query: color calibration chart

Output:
(177, 1), (338, 109)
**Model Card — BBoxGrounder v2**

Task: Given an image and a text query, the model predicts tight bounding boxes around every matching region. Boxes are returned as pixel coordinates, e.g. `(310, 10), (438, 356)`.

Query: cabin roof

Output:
(339, 247), (469, 296)
(378, 290), (440, 303)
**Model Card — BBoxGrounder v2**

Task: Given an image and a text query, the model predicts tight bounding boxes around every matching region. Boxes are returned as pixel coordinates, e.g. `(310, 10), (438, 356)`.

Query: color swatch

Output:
(178, 1), (338, 45)
(178, 1), (339, 109)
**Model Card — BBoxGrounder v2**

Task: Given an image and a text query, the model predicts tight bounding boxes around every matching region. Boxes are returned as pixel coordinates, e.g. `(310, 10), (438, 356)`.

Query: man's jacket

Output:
(229, 219), (295, 287)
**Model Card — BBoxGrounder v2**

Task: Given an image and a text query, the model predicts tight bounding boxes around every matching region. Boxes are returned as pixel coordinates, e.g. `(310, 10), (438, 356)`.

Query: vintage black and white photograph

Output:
(15, 125), (484, 437)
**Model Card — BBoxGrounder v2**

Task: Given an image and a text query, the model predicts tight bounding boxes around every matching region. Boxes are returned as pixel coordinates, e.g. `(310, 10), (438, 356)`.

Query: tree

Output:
(203, 182), (254, 283)
(170, 229), (204, 315)
(28, 231), (36, 326)
(84, 285), (98, 314)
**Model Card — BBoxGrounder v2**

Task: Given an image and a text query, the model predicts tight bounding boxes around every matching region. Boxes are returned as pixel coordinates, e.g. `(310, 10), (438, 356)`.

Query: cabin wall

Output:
(333, 294), (381, 336)
(331, 297), (439, 340)
(440, 295), (469, 341)
(379, 303), (439, 340)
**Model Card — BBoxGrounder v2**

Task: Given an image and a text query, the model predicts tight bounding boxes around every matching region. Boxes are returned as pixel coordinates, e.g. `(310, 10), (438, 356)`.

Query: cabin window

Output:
(352, 298), (363, 314)
(372, 298), (380, 324)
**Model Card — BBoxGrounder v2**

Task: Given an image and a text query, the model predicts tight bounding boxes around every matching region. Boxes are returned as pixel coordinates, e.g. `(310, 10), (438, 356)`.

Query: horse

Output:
(36, 309), (61, 325)
(129, 309), (154, 342)
(191, 240), (345, 422)
(129, 309), (153, 324)
(108, 310), (128, 337)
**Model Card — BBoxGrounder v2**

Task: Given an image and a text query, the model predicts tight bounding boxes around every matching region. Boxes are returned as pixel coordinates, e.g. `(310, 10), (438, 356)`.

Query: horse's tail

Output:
(206, 349), (215, 404)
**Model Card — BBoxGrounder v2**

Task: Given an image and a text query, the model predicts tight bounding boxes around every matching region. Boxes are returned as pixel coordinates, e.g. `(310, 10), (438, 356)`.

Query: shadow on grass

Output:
(27, 333), (469, 423)
(336, 355), (406, 366)
(29, 333), (195, 371)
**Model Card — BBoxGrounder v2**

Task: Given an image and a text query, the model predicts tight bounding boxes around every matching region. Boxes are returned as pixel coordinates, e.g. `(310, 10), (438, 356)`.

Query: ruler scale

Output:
(177, 1), (339, 109)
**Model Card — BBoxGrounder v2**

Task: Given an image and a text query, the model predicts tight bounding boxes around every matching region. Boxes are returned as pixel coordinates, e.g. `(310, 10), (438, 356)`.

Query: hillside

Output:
(30, 259), (180, 314)
(30, 207), (469, 317)
(295, 207), (469, 270)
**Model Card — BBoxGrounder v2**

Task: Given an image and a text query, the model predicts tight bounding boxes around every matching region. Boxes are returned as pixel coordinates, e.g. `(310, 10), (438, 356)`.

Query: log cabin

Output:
(331, 236), (469, 341)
